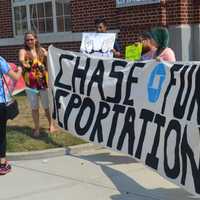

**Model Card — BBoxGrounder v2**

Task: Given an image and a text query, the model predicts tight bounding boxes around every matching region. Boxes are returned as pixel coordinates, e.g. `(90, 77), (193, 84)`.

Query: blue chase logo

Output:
(147, 63), (166, 103)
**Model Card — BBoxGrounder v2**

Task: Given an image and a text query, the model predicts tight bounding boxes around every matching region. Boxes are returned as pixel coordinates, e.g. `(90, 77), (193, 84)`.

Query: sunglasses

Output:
(97, 25), (105, 30)
(26, 38), (34, 42)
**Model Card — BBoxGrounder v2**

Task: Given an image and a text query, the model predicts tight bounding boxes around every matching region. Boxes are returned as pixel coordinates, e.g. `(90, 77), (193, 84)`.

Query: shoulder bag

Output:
(1, 73), (19, 120)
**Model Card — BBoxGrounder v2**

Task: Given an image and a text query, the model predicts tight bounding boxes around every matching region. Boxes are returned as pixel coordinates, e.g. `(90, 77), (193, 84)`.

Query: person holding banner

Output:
(0, 56), (22, 175)
(95, 18), (122, 58)
(141, 27), (176, 62)
(139, 33), (157, 61)
(19, 31), (56, 137)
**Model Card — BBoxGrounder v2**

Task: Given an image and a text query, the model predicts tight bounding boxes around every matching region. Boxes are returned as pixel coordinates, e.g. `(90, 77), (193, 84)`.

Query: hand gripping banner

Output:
(48, 45), (200, 197)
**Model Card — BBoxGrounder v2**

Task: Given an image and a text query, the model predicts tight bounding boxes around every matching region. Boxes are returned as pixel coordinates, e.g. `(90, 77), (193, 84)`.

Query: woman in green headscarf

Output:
(148, 27), (176, 62)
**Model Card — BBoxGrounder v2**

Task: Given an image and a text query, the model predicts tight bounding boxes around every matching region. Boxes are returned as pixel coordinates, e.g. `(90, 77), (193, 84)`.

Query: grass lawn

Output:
(7, 92), (85, 152)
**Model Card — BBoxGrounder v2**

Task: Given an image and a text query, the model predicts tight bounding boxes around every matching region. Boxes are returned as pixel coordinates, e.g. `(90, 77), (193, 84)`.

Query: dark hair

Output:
(94, 17), (107, 27)
(149, 27), (169, 56)
(141, 32), (152, 40)
(24, 31), (45, 62)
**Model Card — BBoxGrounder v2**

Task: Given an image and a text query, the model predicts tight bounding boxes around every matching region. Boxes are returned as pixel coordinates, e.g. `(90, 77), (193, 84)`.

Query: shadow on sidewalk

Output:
(74, 152), (196, 200)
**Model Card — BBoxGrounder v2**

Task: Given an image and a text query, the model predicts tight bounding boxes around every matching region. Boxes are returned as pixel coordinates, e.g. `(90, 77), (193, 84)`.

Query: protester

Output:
(0, 57), (22, 175)
(139, 33), (157, 61)
(19, 31), (56, 137)
(94, 18), (122, 58)
(141, 27), (176, 62)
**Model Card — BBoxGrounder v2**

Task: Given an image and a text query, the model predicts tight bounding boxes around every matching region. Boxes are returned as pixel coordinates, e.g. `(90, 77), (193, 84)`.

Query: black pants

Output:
(0, 103), (7, 158)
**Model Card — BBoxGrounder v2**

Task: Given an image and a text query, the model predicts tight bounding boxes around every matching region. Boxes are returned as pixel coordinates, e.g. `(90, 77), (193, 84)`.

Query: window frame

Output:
(11, 0), (71, 36)
(55, 0), (72, 32)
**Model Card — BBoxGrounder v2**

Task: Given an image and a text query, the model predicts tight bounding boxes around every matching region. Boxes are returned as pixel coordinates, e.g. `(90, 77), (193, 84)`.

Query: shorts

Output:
(26, 89), (49, 110)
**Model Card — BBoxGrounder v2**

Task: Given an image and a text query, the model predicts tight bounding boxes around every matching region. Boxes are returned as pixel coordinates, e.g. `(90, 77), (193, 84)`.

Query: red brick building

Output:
(0, 0), (200, 63)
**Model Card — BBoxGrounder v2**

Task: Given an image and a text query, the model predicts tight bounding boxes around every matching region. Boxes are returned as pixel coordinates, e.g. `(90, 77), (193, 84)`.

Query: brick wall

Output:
(71, 0), (118, 32)
(1, 0), (200, 61)
(0, 0), (13, 38)
(117, 3), (164, 46)
(71, 0), (200, 51)
(189, 0), (200, 23)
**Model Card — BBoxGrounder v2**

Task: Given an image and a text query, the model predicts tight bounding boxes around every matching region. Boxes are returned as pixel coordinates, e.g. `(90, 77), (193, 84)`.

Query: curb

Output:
(7, 143), (103, 161)
(66, 143), (103, 155)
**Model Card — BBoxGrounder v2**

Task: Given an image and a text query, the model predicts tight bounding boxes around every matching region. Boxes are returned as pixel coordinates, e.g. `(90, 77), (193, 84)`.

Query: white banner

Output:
(48, 46), (200, 197)
(80, 32), (116, 57)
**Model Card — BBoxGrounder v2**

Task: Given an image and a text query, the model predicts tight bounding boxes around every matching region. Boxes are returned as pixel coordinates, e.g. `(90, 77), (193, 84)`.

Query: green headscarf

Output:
(149, 27), (169, 49)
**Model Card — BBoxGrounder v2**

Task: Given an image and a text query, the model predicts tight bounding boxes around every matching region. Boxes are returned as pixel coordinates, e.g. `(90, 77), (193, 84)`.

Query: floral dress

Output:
(23, 52), (48, 90)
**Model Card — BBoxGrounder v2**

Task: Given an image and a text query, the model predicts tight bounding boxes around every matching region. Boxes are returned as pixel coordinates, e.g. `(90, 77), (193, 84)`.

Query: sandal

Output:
(32, 129), (40, 137)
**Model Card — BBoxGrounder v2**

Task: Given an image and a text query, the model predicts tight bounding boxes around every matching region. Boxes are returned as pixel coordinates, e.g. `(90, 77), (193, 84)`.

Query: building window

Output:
(56, 0), (71, 32)
(13, 5), (28, 35)
(30, 2), (54, 33)
(12, 0), (71, 35)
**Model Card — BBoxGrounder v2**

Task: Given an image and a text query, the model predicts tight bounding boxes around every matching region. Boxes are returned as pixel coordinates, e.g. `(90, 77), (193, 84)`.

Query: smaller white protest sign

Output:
(80, 32), (116, 57)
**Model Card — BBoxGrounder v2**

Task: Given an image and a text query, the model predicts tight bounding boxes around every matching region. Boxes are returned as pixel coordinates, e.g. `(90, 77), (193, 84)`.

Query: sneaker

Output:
(0, 161), (11, 175)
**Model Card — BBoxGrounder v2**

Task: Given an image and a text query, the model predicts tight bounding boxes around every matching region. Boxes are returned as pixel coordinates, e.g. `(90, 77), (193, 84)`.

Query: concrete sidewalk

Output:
(0, 148), (196, 200)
